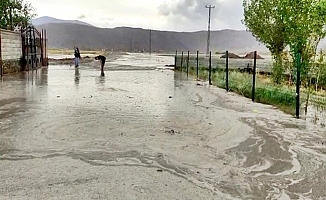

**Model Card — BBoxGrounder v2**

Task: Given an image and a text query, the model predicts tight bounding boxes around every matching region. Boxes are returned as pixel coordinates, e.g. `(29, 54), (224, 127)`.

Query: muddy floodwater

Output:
(1, 53), (326, 199)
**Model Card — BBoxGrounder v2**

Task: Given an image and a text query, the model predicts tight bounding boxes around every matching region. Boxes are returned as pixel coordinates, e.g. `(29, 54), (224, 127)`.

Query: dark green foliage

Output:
(0, 0), (35, 29)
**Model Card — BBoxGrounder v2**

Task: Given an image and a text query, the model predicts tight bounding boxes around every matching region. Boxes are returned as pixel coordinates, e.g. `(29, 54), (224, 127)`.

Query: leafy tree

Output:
(0, 0), (36, 30)
(243, 0), (287, 83)
(243, 0), (326, 85)
(281, 0), (326, 85)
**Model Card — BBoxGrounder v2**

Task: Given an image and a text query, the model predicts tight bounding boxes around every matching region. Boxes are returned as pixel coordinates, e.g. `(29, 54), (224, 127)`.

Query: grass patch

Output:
(255, 86), (296, 107)
(182, 66), (296, 114)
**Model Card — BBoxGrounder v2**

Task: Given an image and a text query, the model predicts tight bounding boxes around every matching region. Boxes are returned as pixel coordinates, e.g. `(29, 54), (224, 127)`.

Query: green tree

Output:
(243, 0), (287, 84)
(281, 0), (326, 85)
(0, 0), (36, 30)
(243, 0), (326, 84)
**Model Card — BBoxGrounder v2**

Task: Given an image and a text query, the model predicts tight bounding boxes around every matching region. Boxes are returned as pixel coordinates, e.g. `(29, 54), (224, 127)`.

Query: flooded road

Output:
(1, 53), (326, 199)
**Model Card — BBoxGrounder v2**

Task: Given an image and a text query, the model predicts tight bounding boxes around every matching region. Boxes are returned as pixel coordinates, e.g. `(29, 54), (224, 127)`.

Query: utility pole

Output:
(149, 29), (152, 55)
(205, 5), (215, 56)
(129, 36), (133, 52)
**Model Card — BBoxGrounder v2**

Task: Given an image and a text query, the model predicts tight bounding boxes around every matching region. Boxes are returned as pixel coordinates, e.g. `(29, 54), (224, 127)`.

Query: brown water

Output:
(0, 53), (326, 199)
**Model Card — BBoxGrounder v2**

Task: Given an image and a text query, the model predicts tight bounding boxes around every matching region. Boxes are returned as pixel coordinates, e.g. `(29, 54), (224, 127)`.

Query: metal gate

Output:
(22, 26), (47, 70)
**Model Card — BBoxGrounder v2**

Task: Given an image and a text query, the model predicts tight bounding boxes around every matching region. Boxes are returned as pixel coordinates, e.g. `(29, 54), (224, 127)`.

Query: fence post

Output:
(187, 51), (189, 77)
(196, 51), (199, 80)
(174, 50), (177, 69)
(226, 51), (229, 92)
(252, 51), (257, 101)
(181, 51), (184, 72)
(296, 52), (301, 118)
(209, 51), (212, 85)
(0, 29), (2, 77)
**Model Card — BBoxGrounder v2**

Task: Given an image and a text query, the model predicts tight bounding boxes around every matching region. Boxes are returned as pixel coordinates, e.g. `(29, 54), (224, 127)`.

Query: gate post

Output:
(41, 29), (44, 66)
(32, 27), (37, 69)
(29, 26), (34, 69)
(21, 26), (26, 71)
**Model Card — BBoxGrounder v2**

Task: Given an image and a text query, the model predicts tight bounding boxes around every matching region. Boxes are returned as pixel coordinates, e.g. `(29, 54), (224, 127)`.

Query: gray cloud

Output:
(158, 0), (245, 31)
(158, 4), (171, 16)
(159, 0), (219, 21)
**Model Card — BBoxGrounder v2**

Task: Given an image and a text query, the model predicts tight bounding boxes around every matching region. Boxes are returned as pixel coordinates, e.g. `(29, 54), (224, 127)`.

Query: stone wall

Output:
(1, 29), (22, 60)
(2, 59), (21, 74)
(0, 29), (22, 74)
(0, 28), (48, 75)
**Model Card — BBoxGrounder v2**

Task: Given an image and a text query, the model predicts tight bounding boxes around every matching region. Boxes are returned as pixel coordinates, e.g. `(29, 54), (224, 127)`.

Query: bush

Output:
(255, 87), (296, 107)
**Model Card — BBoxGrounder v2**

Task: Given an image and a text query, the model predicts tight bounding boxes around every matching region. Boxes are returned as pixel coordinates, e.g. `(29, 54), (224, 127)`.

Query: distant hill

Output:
(32, 16), (94, 27)
(35, 20), (270, 53)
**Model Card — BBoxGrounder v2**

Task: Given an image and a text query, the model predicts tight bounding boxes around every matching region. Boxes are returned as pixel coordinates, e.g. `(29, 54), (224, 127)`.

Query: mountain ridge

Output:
(33, 16), (270, 53)
(32, 16), (94, 27)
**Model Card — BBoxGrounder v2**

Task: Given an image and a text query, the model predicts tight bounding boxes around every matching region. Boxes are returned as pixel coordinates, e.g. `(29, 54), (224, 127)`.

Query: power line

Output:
(205, 5), (215, 56)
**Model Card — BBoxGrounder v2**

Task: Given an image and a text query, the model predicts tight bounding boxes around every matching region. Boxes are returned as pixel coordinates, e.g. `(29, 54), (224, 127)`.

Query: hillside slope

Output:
(36, 23), (269, 53)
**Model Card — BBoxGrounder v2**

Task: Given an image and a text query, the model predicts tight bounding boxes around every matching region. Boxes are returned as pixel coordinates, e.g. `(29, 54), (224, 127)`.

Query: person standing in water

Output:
(74, 47), (81, 67)
(95, 55), (106, 76)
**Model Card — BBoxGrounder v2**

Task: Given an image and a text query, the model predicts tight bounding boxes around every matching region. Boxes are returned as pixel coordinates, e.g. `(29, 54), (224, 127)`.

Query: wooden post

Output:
(21, 26), (26, 71)
(252, 51), (257, 101)
(209, 51), (212, 85)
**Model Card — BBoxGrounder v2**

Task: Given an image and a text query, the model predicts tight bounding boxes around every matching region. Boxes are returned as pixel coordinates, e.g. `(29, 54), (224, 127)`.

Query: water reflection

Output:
(174, 71), (187, 89)
(38, 67), (48, 86)
(99, 76), (105, 84)
(304, 105), (326, 127)
(0, 67), (48, 86)
(95, 75), (106, 88)
(75, 68), (80, 85)
(0, 68), (49, 138)
(24, 67), (49, 86)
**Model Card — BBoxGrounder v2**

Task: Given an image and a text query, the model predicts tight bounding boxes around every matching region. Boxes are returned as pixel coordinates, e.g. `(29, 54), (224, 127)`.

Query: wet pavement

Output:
(1, 53), (326, 199)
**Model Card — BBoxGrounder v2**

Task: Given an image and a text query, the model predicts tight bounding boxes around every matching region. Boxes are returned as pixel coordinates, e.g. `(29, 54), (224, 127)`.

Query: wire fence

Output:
(175, 51), (273, 74)
(174, 50), (326, 118)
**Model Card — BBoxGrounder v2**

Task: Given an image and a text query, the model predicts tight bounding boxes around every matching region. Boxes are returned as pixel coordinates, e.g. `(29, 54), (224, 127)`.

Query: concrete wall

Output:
(0, 29), (22, 75)
(0, 29), (22, 60)
(0, 28), (48, 75)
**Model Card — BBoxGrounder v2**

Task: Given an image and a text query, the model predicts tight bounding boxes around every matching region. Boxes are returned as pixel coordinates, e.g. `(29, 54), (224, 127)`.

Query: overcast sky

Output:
(28, 0), (245, 31)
